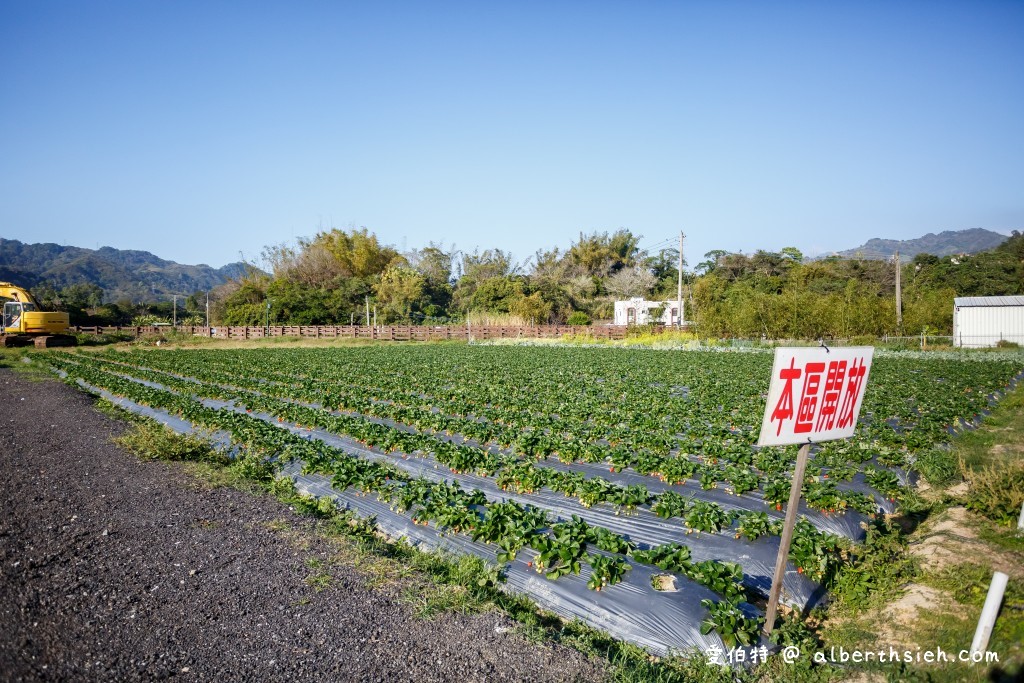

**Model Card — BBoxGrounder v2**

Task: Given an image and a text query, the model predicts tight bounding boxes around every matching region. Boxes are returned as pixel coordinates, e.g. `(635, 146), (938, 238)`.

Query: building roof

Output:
(954, 296), (1024, 308)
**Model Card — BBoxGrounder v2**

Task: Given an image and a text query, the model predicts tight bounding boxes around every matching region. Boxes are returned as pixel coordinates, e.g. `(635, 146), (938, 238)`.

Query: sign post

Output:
(758, 346), (874, 636)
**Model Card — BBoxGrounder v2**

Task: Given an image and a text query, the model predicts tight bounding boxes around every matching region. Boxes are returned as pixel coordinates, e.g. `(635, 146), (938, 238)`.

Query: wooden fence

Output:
(73, 324), (631, 341)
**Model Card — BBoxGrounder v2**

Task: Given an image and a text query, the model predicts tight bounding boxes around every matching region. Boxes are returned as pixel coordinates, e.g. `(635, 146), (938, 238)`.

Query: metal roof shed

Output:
(953, 296), (1024, 348)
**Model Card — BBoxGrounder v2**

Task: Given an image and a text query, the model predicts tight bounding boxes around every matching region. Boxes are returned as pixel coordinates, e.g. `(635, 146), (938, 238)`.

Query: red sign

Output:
(758, 347), (873, 446)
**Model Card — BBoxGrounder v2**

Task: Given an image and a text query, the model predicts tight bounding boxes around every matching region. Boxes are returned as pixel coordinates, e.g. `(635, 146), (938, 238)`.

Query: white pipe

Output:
(970, 571), (1008, 656)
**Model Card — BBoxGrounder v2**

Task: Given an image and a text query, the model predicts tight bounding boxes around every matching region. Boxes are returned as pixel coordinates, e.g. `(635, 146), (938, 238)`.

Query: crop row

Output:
(79, 350), (895, 515)
(54, 352), (857, 570)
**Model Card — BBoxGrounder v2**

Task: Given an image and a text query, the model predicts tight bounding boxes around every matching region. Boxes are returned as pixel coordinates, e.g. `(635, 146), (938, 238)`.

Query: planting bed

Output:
(37, 345), (1024, 655)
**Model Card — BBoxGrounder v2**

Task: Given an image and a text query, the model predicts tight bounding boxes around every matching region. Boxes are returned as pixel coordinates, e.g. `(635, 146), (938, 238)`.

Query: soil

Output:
(913, 506), (1023, 579)
(0, 368), (607, 682)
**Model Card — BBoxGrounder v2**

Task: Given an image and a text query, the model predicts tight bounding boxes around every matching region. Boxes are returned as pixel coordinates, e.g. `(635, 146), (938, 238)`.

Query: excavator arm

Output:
(0, 282), (38, 306)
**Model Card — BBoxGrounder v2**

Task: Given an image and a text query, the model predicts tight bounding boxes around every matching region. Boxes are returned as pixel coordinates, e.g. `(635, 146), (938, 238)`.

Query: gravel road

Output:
(0, 368), (607, 682)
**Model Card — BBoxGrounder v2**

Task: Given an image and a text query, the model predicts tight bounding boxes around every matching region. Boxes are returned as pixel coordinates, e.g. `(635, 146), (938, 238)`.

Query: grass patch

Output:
(0, 349), (55, 380)
(891, 563), (1024, 683)
(303, 557), (334, 592)
(953, 382), (1024, 471)
(974, 523), (1024, 554)
(921, 562), (1024, 607)
(74, 331), (137, 346)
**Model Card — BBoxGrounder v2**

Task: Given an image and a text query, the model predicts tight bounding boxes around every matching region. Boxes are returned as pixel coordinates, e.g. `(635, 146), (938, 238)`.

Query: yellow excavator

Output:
(1, 281), (77, 348)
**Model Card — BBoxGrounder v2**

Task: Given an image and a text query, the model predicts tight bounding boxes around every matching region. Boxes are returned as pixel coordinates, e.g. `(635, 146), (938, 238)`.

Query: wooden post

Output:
(763, 441), (811, 636)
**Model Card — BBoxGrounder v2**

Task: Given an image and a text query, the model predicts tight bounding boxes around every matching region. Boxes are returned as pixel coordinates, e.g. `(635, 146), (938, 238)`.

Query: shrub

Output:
(566, 311), (591, 326)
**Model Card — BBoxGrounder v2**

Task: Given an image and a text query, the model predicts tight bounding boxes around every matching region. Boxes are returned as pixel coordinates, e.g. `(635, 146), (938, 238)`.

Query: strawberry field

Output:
(38, 345), (1024, 655)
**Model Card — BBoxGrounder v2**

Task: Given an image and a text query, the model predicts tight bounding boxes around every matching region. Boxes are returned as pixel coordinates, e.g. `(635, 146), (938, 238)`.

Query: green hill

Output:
(831, 228), (1009, 260)
(0, 238), (254, 303)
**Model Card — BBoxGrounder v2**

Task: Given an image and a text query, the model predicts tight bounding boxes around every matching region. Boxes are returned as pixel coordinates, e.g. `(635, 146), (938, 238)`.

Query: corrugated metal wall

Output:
(954, 305), (1024, 348)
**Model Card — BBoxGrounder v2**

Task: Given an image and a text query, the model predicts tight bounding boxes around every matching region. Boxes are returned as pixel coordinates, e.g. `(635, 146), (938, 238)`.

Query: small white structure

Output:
(953, 296), (1024, 348)
(613, 298), (683, 326)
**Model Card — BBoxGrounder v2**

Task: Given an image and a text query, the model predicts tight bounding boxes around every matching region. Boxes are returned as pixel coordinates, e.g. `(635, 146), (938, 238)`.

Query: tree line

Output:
(28, 228), (1023, 338)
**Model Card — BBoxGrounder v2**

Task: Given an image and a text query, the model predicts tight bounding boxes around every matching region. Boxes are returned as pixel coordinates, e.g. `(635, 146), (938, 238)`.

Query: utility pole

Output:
(677, 231), (685, 327)
(365, 296), (370, 327)
(895, 251), (903, 334)
(205, 292), (210, 328)
(172, 295), (178, 327)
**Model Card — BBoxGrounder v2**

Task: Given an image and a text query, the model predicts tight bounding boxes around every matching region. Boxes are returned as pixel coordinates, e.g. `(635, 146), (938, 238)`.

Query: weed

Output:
(115, 422), (227, 464)
(829, 519), (917, 612)
(974, 523), (1024, 554)
(302, 555), (334, 591)
(952, 383), (1024, 471)
(961, 459), (1024, 526)
(922, 562), (1024, 607)
(913, 447), (961, 487)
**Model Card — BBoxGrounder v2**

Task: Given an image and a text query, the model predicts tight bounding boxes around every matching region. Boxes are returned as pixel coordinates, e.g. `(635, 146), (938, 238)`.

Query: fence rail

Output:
(72, 324), (630, 341)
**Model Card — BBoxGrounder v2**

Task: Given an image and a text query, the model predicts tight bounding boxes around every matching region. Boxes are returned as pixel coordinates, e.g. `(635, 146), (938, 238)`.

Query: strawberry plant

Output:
(631, 543), (691, 572)
(733, 511), (781, 540)
(687, 560), (746, 602)
(699, 599), (760, 648)
(651, 490), (691, 519)
(606, 484), (651, 515)
(587, 554), (631, 591)
(684, 501), (731, 534)
(723, 465), (759, 496)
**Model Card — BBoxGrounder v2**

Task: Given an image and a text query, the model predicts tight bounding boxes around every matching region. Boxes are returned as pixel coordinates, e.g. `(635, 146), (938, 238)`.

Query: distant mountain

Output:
(829, 228), (1009, 260)
(0, 238), (255, 303)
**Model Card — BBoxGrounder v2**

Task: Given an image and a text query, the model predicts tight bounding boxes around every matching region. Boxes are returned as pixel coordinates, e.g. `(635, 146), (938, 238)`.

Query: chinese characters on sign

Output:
(758, 347), (874, 447)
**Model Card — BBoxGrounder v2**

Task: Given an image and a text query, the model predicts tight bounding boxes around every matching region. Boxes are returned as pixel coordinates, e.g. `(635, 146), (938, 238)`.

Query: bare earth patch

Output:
(914, 506), (1023, 579)
(872, 584), (947, 648)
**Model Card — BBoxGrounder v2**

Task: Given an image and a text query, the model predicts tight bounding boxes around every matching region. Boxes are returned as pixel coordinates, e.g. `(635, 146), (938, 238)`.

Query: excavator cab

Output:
(3, 300), (36, 334)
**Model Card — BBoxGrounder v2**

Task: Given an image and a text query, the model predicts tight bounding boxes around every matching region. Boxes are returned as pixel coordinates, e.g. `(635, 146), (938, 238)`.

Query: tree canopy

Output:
(203, 228), (1023, 335)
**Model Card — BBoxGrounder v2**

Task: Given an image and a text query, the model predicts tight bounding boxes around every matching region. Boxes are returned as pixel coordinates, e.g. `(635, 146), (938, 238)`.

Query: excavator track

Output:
(2, 334), (77, 348)
(34, 335), (77, 348)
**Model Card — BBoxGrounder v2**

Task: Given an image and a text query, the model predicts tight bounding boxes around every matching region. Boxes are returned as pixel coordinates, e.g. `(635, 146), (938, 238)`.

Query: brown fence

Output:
(73, 324), (630, 341)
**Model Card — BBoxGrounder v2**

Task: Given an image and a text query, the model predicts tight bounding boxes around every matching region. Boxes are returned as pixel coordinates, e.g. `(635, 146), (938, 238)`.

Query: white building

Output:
(953, 296), (1024, 348)
(613, 298), (684, 326)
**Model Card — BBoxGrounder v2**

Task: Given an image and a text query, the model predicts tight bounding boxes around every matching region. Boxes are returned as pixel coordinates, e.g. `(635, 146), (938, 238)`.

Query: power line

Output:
(639, 237), (675, 254)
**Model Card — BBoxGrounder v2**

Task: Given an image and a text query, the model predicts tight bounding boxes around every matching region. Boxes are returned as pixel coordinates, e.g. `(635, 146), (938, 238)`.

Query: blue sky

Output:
(1, 1), (1021, 269)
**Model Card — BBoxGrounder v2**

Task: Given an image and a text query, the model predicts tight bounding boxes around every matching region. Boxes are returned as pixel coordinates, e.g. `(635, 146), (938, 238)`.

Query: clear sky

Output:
(1, 0), (1021, 270)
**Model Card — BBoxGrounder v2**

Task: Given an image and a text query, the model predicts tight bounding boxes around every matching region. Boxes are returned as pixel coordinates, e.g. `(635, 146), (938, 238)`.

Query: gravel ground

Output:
(0, 368), (607, 682)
